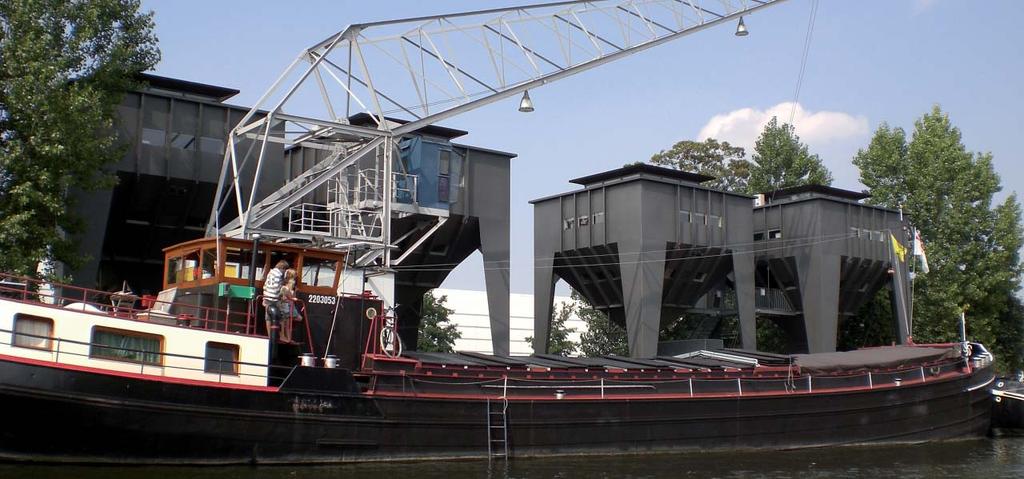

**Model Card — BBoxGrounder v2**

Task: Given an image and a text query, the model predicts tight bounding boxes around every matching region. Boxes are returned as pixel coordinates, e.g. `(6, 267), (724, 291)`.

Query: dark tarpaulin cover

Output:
(793, 346), (959, 373)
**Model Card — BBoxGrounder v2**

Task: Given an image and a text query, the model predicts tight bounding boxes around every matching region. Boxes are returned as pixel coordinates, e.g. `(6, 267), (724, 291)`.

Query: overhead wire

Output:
(788, 0), (819, 125)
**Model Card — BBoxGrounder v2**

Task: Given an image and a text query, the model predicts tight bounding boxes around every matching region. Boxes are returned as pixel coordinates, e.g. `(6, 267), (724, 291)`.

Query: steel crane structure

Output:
(206, 0), (788, 354)
(209, 0), (786, 247)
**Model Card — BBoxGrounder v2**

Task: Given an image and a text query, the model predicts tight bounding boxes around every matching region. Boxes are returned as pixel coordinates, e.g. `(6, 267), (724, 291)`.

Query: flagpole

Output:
(909, 227), (915, 328)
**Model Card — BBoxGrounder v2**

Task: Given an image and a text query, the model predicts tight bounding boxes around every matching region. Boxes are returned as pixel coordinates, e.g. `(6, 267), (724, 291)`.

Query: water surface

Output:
(3, 437), (1023, 478)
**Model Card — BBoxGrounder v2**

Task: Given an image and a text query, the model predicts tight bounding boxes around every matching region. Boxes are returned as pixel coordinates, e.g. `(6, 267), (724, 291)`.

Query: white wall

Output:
(431, 288), (587, 356)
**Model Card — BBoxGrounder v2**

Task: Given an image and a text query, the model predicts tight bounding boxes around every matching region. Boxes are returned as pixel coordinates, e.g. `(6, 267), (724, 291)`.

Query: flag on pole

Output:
(913, 229), (929, 273)
(890, 233), (907, 262)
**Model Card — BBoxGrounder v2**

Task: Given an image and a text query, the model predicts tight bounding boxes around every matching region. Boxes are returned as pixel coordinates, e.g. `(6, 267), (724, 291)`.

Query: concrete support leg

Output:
(732, 252), (757, 351)
(533, 257), (556, 355)
(479, 217), (510, 356)
(799, 254), (841, 353)
(619, 242), (665, 358)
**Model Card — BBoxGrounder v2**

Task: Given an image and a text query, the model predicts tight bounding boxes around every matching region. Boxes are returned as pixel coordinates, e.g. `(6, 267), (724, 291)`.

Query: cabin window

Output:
(224, 247), (261, 281)
(90, 327), (163, 366)
(301, 257), (338, 288)
(753, 232), (766, 241)
(200, 249), (217, 279)
(12, 314), (53, 350)
(204, 342), (239, 375)
(693, 213), (707, 225)
(166, 256), (182, 285)
(592, 212), (605, 224)
(577, 216), (590, 227)
(267, 251), (296, 275)
(708, 215), (723, 228)
(768, 229), (783, 240)
(563, 219), (573, 230)
(680, 210), (691, 223)
(182, 250), (201, 282)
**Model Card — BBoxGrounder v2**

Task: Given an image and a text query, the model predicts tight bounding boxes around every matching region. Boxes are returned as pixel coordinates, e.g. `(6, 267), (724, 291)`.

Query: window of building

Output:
(439, 150), (451, 175)
(438, 150), (451, 203)
(204, 342), (239, 375)
(13, 314), (53, 350)
(708, 215), (723, 228)
(563, 219), (574, 230)
(578, 216), (590, 227)
(680, 210), (691, 223)
(169, 132), (195, 150)
(693, 212), (707, 225)
(302, 256), (338, 288)
(90, 327), (163, 366)
(753, 232), (766, 241)
(199, 137), (224, 155)
(592, 212), (605, 224)
(141, 128), (166, 146)
(768, 229), (783, 240)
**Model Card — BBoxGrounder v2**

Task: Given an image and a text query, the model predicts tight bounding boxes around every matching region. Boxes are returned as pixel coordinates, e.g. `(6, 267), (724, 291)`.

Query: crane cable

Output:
(789, 0), (820, 125)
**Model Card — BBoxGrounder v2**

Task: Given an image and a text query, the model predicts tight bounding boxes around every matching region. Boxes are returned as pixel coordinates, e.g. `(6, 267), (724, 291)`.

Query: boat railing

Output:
(385, 359), (968, 399)
(0, 273), (261, 337)
(0, 327), (291, 385)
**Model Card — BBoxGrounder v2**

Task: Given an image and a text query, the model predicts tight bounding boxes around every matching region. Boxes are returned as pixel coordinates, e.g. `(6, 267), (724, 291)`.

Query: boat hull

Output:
(0, 356), (995, 464)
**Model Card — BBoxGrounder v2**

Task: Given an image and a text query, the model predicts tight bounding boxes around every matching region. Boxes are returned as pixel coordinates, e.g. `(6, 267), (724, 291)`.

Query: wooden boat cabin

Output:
(161, 237), (381, 370)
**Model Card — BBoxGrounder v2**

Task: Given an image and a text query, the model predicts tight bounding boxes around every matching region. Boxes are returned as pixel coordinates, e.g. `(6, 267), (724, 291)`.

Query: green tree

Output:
(853, 106), (1024, 370)
(837, 291), (898, 351)
(649, 138), (752, 193)
(0, 0), (159, 276)
(575, 291), (629, 356)
(526, 301), (578, 356)
(417, 293), (462, 353)
(995, 295), (1024, 373)
(747, 117), (833, 194)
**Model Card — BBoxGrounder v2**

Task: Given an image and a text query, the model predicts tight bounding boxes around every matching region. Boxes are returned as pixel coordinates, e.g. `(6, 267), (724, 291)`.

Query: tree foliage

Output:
(0, 0), (159, 276)
(527, 300), (578, 356)
(649, 138), (752, 193)
(417, 293), (462, 353)
(748, 117), (833, 194)
(575, 291), (629, 357)
(853, 106), (1024, 370)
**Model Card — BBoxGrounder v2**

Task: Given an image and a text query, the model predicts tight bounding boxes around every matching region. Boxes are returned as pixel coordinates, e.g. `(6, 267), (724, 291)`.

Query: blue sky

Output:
(143, 0), (1023, 294)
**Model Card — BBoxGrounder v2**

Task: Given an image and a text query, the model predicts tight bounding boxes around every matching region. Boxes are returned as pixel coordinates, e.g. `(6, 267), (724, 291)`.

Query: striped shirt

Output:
(263, 268), (284, 302)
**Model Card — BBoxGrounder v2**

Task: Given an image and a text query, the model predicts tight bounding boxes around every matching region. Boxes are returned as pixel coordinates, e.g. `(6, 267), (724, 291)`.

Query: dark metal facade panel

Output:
(533, 173), (757, 358)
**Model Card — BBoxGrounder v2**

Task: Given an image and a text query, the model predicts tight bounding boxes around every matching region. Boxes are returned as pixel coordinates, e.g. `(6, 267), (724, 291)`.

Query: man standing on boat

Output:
(263, 260), (289, 339)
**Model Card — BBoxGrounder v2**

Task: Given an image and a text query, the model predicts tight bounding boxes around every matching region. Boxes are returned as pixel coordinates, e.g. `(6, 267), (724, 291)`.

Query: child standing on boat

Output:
(279, 268), (299, 342)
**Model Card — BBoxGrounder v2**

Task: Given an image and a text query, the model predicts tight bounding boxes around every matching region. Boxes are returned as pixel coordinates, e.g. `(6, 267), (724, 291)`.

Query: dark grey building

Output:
(71, 77), (515, 357)
(531, 164), (757, 358)
(72, 74), (283, 294)
(752, 185), (912, 353)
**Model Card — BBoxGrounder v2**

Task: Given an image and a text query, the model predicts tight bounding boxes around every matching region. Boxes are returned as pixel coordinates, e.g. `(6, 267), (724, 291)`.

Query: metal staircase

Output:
(486, 397), (509, 460)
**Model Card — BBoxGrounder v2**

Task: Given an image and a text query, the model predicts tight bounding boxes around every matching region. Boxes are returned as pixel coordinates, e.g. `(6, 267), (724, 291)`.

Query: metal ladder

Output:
(486, 397), (509, 460)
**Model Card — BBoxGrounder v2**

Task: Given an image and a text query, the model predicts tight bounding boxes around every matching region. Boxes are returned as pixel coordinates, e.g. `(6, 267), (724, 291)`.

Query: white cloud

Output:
(696, 102), (869, 154)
